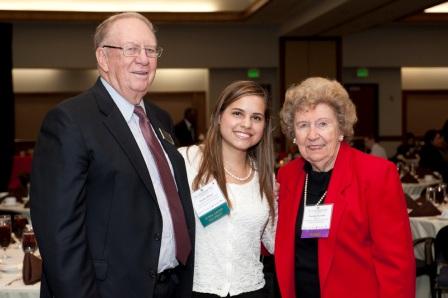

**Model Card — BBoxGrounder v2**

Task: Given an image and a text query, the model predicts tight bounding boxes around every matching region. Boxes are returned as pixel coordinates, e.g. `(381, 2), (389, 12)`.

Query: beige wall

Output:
(15, 22), (448, 70)
(11, 21), (448, 147)
(342, 68), (402, 158)
(342, 67), (402, 136)
(13, 23), (279, 69)
(343, 25), (448, 67)
(406, 93), (448, 135)
(157, 24), (279, 68)
(13, 22), (97, 68)
(14, 68), (209, 93)
(402, 67), (448, 90)
(15, 93), (75, 140)
(13, 68), (210, 140)
(341, 21), (448, 155)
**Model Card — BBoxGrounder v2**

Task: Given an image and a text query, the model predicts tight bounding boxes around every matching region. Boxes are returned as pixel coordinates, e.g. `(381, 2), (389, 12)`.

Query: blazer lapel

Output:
(285, 160), (306, 236)
(319, 142), (352, 286)
(92, 79), (159, 203)
(277, 158), (306, 296)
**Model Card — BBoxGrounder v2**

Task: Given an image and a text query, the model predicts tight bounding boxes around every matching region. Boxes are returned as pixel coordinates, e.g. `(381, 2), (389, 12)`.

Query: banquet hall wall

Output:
(10, 21), (448, 154)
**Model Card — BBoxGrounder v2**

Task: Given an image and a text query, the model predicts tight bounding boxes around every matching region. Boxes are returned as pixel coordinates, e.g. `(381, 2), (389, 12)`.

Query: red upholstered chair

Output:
(8, 154), (32, 198)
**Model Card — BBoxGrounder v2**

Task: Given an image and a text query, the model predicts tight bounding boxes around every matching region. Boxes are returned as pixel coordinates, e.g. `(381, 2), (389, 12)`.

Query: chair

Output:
(414, 237), (436, 298)
(435, 226), (448, 298)
(8, 154), (32, 200)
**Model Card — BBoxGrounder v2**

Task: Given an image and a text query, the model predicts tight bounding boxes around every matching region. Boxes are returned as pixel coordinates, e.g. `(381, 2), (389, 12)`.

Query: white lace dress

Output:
(178, 145), (277, 297)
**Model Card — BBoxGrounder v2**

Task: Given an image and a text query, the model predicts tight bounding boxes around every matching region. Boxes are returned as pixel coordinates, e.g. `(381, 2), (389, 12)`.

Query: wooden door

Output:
(402, 90), (448, 137)
(145, 92), (207, 138)
(344, 84), (379, 138)
(15, 91), (207, 142)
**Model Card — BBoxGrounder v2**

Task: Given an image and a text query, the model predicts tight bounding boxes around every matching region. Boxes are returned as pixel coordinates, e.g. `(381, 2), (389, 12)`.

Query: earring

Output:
(338, 135), (344, 141)
(292, 138), (296, 144)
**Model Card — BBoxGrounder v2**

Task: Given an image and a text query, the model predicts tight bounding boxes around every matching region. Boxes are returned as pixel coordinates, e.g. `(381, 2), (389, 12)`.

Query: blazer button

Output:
(150, 270), (157, 279)
(154, 233), (161, 241)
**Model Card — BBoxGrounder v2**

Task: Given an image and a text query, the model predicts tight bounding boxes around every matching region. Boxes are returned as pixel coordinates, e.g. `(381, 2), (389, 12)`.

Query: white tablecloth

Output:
(403, 179), (442, 200)
(411, 216), (448, 250)
(0, 245), (39, 298)
(0, 203), (30, 218)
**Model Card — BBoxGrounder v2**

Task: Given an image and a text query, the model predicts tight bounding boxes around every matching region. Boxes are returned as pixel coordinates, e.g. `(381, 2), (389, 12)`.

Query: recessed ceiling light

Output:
(0, 0), (257, 13)
(424, 1), (448, 13)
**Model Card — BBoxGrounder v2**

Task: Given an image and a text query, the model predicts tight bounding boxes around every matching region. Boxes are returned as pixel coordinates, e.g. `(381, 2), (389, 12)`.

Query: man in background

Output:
(174, 107), (197, 146)
(419, 129), (448, 182)
(31, 12), (194, 298)
(364, 135), (388, 159)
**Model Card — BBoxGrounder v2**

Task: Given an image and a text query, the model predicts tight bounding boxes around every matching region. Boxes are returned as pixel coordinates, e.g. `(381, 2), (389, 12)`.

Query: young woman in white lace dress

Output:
(178, 80), (277, 298)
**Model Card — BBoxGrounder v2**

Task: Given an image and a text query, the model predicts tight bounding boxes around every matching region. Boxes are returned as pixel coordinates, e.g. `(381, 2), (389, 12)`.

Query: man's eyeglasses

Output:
(102, 44), (163, 58)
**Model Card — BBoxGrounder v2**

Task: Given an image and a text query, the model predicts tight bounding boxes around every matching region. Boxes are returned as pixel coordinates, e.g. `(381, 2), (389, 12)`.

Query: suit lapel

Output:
(319, 142), (352, 286)
(145, 104), (184, 190)
(146, 103), (195, 234)
(145, 103), (177, 167)
(92, 79), (159, 203)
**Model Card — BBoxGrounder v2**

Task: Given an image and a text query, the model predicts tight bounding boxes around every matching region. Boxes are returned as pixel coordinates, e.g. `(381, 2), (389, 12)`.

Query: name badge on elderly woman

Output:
(191, 180), (230, 227)
(301, 204), (333, 238)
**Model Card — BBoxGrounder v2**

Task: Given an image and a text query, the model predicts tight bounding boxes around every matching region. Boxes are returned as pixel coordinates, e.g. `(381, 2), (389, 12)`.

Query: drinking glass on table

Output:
(22, 225), (37, 254)
(436, 183), (447, 204)
(426, 186), (436, 204)
(0, 215), (11, 262)
(13, 214), (28, 239)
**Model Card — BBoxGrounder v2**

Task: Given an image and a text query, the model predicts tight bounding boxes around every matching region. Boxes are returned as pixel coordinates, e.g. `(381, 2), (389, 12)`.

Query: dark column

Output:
(0, 23), (15, 191)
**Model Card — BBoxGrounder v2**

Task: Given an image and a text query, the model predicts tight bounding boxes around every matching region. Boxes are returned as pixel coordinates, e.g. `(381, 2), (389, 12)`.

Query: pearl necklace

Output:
(304, 174), (327, 206)
(224, 163), (253, 182)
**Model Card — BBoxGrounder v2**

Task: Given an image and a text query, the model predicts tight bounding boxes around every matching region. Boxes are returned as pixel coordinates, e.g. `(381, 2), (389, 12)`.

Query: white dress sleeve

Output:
(261, 175), (278, 254)
(178, 145), (201, 187)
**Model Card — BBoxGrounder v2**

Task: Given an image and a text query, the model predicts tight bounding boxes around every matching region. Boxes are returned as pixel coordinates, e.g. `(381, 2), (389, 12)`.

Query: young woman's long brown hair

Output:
(192, 80), (275, 219)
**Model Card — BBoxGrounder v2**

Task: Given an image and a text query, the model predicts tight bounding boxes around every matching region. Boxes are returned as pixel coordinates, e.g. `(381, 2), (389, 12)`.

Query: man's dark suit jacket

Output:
(174, 120), (195, 147)
(30, 78), (195, 298)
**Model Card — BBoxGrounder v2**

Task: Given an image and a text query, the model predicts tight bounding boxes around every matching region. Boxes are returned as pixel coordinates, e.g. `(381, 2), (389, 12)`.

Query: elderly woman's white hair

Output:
(280, 77), (357, 141)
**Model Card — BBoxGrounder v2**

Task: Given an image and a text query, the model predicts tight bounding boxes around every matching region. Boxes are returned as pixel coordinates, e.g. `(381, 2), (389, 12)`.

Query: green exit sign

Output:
(247, 68), (260, 79)
(356, 68), (369, 78)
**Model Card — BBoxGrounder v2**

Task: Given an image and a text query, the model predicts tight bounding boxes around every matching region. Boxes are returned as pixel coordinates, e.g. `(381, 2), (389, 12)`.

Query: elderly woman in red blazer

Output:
(275, 77), (415, 298)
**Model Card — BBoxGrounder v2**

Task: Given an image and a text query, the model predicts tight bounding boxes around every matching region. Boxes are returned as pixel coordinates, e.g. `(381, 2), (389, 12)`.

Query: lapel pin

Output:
(159, 128), (175, 146)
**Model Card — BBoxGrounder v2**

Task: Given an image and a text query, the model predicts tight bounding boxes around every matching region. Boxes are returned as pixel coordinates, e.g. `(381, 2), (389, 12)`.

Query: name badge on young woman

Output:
(191, 181), (230, 227)
(301, 204), (333, 238)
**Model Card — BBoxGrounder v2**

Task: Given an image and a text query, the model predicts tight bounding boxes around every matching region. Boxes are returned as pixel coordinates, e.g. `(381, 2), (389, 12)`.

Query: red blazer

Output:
(275, 142), (415, 298)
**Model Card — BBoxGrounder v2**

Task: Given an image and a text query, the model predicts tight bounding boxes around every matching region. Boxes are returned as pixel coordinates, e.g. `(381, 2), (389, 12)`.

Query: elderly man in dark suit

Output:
(30, 12), (194, 298)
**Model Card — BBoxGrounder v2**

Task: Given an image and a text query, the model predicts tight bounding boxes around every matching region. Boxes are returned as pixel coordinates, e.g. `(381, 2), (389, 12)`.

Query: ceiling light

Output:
(424, 2), (448, 13)
(0, 0), (252, 13)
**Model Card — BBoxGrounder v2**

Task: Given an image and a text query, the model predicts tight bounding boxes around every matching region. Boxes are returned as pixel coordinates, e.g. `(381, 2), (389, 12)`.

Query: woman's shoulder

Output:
(178, 144), (203, 167)
(277, 157), (304, 180)
(281, 157), (304, 170)
(347, 145), (396, 174)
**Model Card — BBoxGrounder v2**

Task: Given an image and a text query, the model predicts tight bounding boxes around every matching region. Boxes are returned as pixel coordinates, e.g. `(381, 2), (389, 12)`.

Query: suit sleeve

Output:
(30, 107), (100, 298)
(367, 162), (415, 298)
